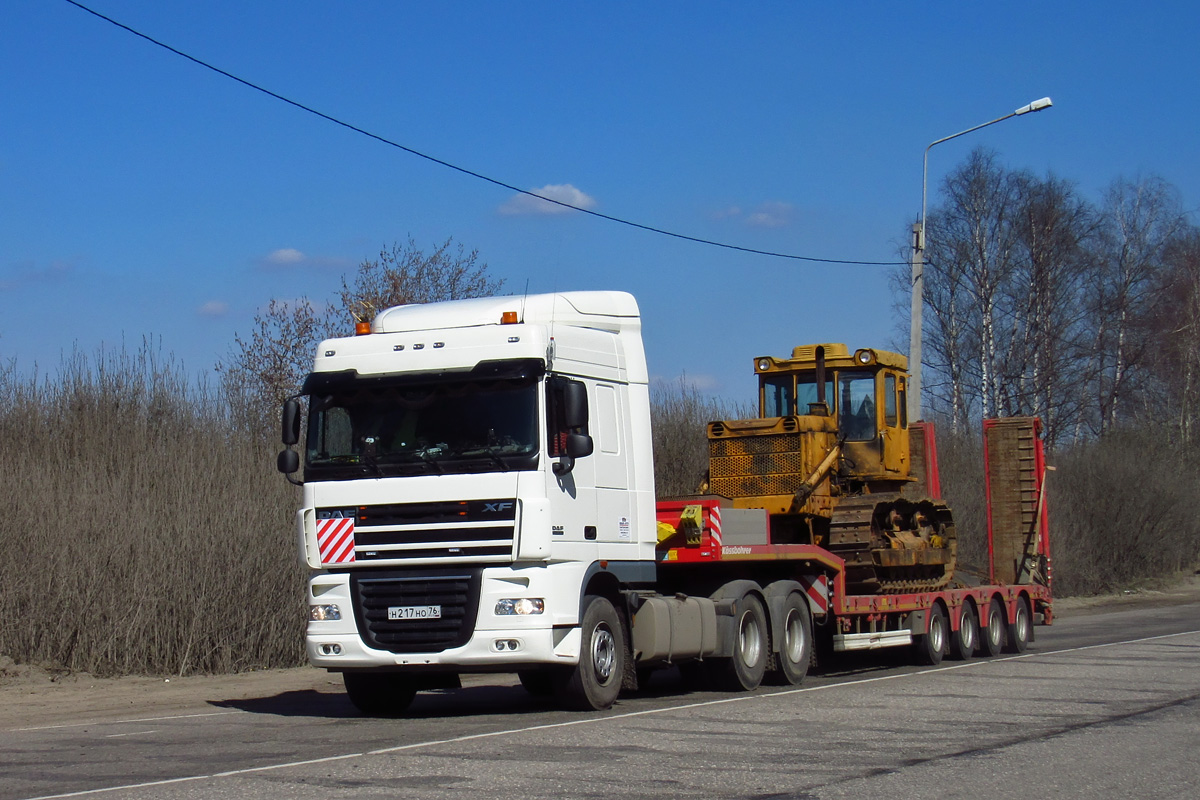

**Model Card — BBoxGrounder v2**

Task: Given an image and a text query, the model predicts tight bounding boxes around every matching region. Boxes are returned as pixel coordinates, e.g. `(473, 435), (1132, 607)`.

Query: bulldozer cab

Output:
(756, 344), (910, 482)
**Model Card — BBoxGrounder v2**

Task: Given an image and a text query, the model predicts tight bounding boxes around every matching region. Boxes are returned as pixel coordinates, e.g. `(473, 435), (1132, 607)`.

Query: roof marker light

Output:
(355, 321), (371, 336)
(501, 311), (519, 324)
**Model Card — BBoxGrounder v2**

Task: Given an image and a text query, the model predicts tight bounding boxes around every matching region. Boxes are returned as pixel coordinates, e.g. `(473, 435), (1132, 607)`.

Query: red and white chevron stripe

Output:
(708, 505), (722, 547)
(800, 574), (829, 614)
(316, 517), (356, 564)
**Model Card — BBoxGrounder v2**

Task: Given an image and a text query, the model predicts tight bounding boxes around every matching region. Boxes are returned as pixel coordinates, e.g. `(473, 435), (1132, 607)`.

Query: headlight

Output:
(309, 604), (341, 621)
(495, 598), (545, 616)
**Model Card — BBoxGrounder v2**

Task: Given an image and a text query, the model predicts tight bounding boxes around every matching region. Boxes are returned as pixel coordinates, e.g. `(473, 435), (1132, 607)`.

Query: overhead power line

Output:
(64, 0), (906, 266)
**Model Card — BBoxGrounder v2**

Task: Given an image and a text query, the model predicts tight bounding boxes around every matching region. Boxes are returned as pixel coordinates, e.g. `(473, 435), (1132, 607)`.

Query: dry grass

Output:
(0, 347), (305, 676)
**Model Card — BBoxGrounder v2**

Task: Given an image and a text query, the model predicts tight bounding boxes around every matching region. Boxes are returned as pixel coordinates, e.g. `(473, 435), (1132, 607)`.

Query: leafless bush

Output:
(934, 421), (1200, 596)
(651, 378), (750, 498)
(0, 345), (305, 676)
(1049, 430), (1200, 596)
(930, 423), (989, 579)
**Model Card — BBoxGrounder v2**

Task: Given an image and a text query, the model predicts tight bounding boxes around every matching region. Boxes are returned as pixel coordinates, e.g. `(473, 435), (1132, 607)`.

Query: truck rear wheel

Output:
(978, 599), (1005, 657)
(949, 603), (977, 661)
(342, 672), (418, 716)
(555, 595), (625, 711)
(914, 603), (948, 665)
(1004, 598), (1032, 654)
(771, 592), (812, 685)
(711, 594), (768, 691)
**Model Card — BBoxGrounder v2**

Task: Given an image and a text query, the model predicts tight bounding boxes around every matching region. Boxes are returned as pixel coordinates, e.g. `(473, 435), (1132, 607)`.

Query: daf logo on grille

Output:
(483, 502), (514, 513)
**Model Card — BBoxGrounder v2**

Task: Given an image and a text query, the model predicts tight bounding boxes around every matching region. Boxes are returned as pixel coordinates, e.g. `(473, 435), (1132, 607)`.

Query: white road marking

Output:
(14, 711), (240, 733)
(19, 629), (1200, 800)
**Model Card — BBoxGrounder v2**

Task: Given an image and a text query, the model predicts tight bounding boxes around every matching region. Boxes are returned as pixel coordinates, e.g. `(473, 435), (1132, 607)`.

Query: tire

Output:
(914, 603), (948, 665)
(518, 669), (556, 697)
(978, 599), (1005, 657)
(1004, 598), (1032, 654)
(710, 594), (769, 691)
(555, 595), (626, 711)
(342, 672), (418, 716)
(769, 593), (813, 686)
(949, 603), (977, 661)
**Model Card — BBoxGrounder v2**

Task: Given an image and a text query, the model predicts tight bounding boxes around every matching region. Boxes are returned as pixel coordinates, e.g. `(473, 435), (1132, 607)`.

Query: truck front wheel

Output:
(555, 595), (626, 711)
(342, 672), (418, 716)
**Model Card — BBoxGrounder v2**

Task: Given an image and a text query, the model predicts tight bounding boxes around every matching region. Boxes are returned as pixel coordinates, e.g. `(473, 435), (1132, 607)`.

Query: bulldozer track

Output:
(826, 492), (956, 595)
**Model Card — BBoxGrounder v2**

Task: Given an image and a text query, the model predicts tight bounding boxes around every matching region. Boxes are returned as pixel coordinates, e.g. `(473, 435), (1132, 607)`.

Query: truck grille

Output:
(351, 568), (481, 654)
(325, 499), (517, 566)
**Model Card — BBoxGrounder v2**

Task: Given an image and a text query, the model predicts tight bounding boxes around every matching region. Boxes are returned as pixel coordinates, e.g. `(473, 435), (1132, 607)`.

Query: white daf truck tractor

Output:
(277, 290), (1052, 714)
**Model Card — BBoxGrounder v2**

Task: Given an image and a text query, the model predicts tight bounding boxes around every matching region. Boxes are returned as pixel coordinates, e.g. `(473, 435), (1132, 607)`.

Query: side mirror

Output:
(553, 433), (593, 476)
(563, 380), (588, 429)
(277, 448), (300, 475)
(281, 399), (302, 446)
(565, 432), (593, 458)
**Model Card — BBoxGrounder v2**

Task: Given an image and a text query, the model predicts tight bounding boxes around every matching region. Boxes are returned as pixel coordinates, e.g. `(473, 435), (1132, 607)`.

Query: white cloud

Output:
(197, 300), (228, 317)
(498, 184), (597, 216)
(745, 201), (796, 229)
(263, 248), (306, 266)
(710, 201), (797, 229)
(256, 249), (351, 271)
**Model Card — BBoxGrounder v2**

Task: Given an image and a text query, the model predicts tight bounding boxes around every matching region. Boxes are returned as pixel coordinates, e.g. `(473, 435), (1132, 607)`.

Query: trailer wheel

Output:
(978, 599), (1005, 657)
(772, 593), (813, 685)
(555, 595), (625, 711)
(949, 603), (977, 661)
(711, 594), (768, 691)
(342, 672), (418, 716)
(914, 603), (948, 665)
(1004, 598), (1032, 654)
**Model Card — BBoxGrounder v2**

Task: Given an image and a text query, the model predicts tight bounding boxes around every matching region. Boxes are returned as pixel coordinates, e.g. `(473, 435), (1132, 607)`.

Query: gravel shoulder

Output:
(4, 576), (1199, 731)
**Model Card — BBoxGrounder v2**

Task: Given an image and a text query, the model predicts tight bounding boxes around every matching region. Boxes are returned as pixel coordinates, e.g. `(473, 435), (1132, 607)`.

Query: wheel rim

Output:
(1016, 605), (1030, 642)
(591, 623), (616, 684)
(784, 609), (806, 662)
(960, 610), (976, 651)
(989, 608), (1003, 647)
(930, 612), (946, 653)
(738, 611), (763, 666)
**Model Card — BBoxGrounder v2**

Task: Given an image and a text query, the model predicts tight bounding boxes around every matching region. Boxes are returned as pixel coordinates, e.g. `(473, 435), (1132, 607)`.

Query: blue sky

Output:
(3, 1), (1198, 400)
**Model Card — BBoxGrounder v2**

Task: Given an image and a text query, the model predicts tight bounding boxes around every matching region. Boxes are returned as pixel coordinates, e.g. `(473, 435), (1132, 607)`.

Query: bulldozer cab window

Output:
(762, 375), (793, 417)
(884, 373), (898, 427)
(838, 371), (876, 441)
(796, 375), (822, 415)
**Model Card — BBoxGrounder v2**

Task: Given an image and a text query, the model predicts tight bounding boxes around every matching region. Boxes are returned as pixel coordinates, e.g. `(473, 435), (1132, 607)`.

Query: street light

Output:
(908, 97), (1053, 423)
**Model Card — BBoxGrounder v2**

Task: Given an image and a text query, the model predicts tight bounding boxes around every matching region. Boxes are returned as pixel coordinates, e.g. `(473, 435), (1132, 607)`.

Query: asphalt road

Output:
(5, 601), (1200, 800)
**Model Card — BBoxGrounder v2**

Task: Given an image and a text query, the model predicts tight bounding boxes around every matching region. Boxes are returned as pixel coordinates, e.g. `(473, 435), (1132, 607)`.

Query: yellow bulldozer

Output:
(705, 343), (955, 594)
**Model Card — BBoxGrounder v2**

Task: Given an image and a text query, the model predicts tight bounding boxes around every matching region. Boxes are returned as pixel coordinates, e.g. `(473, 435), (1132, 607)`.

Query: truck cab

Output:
(279, 291), (658, 711)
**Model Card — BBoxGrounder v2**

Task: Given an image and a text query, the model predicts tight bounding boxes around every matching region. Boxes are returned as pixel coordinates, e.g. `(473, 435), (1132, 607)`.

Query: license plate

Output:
(388, 605), (442, 621)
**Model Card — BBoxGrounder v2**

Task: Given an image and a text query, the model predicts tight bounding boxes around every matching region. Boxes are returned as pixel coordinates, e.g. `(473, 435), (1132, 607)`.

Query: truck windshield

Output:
(304, 375), (539, 479)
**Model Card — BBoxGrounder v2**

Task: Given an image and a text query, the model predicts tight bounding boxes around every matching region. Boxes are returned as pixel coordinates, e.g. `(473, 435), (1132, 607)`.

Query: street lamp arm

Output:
(909, 96), (1053, 424)
(919, 98), (1053, 231)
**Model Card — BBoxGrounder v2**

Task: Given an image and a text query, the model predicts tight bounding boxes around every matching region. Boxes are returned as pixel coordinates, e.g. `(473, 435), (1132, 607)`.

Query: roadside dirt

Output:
(5, 577), (1199, 732)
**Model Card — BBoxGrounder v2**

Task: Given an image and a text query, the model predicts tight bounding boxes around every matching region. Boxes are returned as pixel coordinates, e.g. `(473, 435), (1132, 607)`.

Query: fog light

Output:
(318, 643), (343, 656)
(493, 639), (522, 651)
(495, 598), (545, 616)
(310, 604), (341, 621)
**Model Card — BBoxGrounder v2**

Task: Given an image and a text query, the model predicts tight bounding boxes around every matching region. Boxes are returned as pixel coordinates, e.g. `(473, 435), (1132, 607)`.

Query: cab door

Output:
(880, 372), (906, 474)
